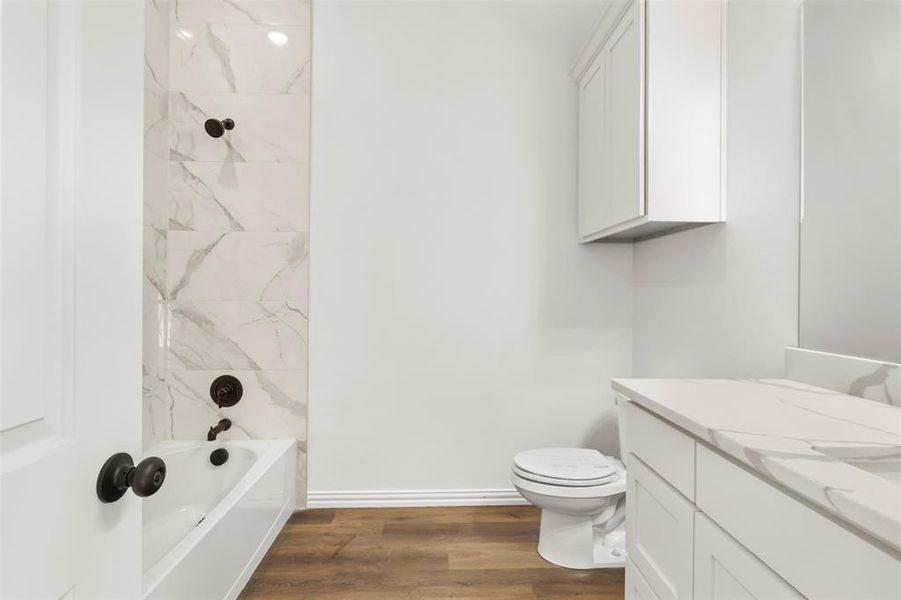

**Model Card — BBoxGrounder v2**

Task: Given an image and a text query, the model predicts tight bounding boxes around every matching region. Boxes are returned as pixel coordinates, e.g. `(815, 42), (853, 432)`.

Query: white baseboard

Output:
(306, 488), (529, 508)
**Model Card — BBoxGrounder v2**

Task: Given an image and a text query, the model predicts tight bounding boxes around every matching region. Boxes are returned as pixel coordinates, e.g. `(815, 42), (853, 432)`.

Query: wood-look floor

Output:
(240, 506), (624, 600)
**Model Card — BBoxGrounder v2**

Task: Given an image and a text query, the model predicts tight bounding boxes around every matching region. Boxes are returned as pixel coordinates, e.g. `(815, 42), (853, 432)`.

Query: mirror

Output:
(800, 0), (901, 363)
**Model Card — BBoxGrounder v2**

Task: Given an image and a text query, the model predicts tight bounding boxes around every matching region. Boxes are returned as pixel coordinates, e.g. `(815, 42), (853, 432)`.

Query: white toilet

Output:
(512, 400), (629, 569)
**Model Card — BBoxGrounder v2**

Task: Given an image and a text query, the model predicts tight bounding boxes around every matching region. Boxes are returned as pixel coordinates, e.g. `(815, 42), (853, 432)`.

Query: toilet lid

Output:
(513, 448), (616, 486)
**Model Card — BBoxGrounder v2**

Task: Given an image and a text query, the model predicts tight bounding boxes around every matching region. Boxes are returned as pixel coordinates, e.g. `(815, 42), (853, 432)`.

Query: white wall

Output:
(632, 1), (801, 378)
(800, 0), (900, 364)
(309, 1), (631, 497)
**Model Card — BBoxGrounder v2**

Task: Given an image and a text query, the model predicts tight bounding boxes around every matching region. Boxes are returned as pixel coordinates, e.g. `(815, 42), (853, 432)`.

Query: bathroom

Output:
(0, 0), (898, 598)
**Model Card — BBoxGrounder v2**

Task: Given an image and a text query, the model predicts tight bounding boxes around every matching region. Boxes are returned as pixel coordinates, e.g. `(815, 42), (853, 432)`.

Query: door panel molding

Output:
(1, 0), (79, 471)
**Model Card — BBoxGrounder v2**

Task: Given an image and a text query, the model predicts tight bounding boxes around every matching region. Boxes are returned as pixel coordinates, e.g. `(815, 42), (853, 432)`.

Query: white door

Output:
(1, 1), (144, 598)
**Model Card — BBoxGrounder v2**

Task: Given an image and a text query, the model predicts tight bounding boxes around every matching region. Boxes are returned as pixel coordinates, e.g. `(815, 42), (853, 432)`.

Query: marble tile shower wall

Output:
(143, 0), (310, 506)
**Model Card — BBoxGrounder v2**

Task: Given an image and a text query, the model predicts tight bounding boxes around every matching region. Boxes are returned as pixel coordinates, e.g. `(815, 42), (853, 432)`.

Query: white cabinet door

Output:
(578, 0), (644, 239)
(626, 559), (661, 600)
(696, 444), (901, 600)
(694, 513), (805, 600)
(603, 0), (644, 230)
(626, 454), (696, 600)
(1, 1), (144, 597)
(578, 51), (608, 238)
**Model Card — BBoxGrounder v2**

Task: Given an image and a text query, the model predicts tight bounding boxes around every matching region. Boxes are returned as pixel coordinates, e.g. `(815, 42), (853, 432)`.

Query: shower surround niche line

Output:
(142, 0), (311, 507)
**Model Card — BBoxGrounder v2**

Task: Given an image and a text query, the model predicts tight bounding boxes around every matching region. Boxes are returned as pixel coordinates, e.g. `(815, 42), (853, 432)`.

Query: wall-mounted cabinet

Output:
(573, 0), (725, 242)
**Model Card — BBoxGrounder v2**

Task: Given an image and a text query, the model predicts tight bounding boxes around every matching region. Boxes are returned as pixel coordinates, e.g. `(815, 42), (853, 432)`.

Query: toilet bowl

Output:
(512, 395), (629, 569)
(512, 447), (626, 569)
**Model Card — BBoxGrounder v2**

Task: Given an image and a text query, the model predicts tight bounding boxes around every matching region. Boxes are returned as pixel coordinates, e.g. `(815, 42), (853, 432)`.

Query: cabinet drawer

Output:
(626, 454), (696, 600)
(696, 444), (901, 599)
(626, 558), (660, 600)
(695, 512), (804, 599)
(625, 400), (695, 499)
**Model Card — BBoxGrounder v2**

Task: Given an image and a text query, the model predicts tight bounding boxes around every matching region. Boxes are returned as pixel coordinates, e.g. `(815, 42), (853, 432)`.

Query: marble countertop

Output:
(611, 378), (901, 551)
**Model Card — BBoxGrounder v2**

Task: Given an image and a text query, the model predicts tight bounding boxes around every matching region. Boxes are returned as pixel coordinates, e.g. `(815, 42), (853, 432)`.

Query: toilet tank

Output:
(615, 394), (629, 462)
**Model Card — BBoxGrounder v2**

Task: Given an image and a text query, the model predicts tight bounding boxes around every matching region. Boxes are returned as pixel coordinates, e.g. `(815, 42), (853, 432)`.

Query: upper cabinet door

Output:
(578, 52), (609, 238)
(577, 0), (643, 240)
(603, 0), (645, 231)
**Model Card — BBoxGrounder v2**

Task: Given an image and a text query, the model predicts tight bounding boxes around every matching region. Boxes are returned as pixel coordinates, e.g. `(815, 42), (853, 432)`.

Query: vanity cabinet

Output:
(621, 398), (901, 600)
(573, 0), (725, 242)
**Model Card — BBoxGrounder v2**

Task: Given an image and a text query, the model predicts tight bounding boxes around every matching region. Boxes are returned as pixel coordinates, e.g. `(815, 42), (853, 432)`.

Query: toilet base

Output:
(536, 510), (626, 570)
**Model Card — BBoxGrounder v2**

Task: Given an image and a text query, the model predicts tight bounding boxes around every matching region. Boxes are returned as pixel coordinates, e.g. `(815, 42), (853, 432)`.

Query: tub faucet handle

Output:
(210, 375), (243, 408)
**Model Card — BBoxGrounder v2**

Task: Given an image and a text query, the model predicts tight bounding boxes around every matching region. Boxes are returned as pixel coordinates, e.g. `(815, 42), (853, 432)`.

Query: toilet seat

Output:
(513, 448), (617, 487)
(511, 464), (616, 487)
(511, 460), (626, 499)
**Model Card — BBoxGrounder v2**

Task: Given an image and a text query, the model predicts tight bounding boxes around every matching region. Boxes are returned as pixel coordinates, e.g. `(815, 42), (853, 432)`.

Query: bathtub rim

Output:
(142, 438), (296, 597)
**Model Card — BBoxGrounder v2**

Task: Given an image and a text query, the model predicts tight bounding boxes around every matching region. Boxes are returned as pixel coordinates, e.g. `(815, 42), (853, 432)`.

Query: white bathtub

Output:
(142, 439), (296, 600)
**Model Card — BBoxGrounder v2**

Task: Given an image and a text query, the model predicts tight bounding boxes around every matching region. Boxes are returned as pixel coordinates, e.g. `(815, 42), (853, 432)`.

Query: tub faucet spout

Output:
(207, 418), (232, 441)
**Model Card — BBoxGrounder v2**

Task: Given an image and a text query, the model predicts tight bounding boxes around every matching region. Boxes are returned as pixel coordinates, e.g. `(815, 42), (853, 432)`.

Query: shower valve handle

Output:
(96, 452), (167, 503)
